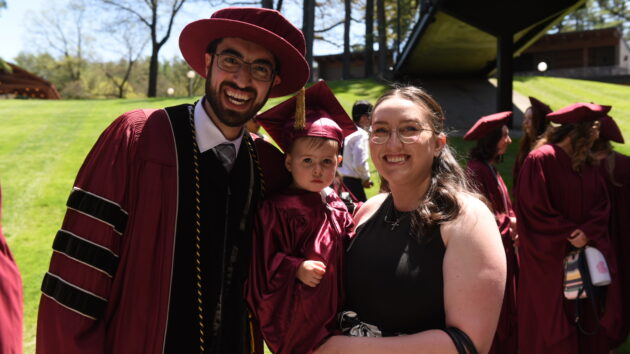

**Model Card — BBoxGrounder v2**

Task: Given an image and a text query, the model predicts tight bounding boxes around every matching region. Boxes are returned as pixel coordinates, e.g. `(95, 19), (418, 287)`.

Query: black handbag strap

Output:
(574, 248), (603, 336)
(445, 327), (478, 354)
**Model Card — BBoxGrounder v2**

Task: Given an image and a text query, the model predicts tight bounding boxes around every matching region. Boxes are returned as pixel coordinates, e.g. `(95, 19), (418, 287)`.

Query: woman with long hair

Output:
(315, 85), (506, 354)
(591, 115), (627, 350)
(464, 112), (518, 354)
(515, 102), (613, 354)
(513, 96), (551, 188)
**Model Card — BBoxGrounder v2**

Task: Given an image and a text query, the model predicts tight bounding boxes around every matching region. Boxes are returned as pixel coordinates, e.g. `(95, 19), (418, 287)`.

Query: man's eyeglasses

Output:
(369, 122), (434, 144)
(214, 52), (276, 82)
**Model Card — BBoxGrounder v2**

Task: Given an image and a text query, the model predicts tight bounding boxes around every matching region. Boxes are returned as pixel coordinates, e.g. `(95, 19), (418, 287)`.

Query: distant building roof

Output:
(0, 62), (61, 99)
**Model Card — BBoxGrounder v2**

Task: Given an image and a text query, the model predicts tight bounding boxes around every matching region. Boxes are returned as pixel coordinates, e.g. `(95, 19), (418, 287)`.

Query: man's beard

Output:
(204, 77), (267, 128)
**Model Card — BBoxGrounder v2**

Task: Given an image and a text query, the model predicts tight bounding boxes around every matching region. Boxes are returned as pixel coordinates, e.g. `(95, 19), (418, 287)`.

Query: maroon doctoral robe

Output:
(515, 144), (615, 354)
(601, 151), (630, 348)
(36, 105), (286, 354)
(245, 187), (354, 354)
(0, 185), (23, 354)
(467, 159), (518, 354)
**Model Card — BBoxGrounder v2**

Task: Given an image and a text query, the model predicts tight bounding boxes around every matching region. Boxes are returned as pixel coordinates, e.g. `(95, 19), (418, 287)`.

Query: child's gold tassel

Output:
(294, 86), (306, 130)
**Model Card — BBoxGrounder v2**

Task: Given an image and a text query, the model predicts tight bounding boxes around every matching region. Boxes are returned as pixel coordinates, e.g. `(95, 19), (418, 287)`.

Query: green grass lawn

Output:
(1, 77), (629, 353)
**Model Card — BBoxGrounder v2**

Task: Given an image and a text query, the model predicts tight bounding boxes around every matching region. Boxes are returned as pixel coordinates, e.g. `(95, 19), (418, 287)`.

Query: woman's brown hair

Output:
(373, 85), (483, 240)
(537, 120), (600, 172)
(515, 106), (551, 167)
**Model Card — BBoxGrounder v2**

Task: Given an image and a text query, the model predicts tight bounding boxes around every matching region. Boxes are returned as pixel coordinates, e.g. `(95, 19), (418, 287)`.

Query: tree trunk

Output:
(303, 0), (315, 82)
(376, 0), (387, 77)
(365, 0), (374, 77)
(148, 46), (159, 97)
(261, 0), (273, 8)
(342, 0), (351, 79)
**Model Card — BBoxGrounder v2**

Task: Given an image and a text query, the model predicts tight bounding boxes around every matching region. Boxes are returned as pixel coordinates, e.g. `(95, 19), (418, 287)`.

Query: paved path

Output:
(407, 78), (529, 137)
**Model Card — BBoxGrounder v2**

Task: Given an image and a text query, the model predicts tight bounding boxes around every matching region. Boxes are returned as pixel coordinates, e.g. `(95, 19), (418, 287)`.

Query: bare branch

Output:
(314, 19), (345, 33)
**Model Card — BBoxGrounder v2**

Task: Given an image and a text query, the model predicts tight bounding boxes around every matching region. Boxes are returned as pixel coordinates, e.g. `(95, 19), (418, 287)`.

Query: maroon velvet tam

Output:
(179, 7), (309, 98)
(546, 102), (611, 124)
(598, 115), (625, 143)
(256, 80), (356, 152)
(463, 111), (512, 141)
(529, 96), (552, 120)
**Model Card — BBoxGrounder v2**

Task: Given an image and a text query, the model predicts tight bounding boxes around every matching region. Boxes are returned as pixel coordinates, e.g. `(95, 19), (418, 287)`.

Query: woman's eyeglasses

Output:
(369, 122), (434, 144)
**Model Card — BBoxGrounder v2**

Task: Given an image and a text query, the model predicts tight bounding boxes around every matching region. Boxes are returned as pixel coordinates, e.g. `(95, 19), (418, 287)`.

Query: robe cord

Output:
(187, 105), (206, 352)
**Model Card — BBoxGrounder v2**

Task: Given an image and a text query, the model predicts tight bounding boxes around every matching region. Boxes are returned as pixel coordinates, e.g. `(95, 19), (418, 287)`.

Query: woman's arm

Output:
(316, 194), (506, 354)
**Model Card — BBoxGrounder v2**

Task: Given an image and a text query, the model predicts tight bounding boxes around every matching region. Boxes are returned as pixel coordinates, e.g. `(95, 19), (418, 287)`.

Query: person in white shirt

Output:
(338, 100), (373, 201)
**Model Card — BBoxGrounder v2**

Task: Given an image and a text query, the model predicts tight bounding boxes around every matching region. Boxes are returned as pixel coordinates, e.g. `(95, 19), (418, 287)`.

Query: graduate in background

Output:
(590, 115), (628, 350)
(464, 111), (518, 354)
(513, 96), (551, 189)
(0, 183), (23, 354)
(245, 81), (356, 354)
(515, 103), (614, 354)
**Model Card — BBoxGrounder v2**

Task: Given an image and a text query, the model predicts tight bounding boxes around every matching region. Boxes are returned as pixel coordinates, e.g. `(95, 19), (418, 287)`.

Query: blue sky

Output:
(0, 0), (350, 63)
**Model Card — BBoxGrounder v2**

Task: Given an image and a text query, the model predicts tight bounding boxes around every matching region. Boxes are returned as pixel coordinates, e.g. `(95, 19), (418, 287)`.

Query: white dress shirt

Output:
(194, 99), (244, 154)
(338, 127), (370, 181)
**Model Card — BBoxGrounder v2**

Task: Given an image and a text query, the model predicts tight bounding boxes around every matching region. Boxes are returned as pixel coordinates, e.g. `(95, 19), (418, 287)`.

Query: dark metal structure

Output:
(394, 0), (586, 114)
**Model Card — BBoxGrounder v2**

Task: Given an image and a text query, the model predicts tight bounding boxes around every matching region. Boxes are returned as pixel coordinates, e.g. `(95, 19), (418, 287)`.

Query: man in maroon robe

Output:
(0, 184), (23, 354)
(515, 103), (615, 354)
(35, 7), (309, 354)
(464, 111), (518, 354)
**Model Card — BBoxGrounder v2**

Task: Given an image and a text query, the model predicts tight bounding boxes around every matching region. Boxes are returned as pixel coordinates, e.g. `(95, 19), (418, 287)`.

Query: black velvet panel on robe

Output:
(163, 105), (259, 354)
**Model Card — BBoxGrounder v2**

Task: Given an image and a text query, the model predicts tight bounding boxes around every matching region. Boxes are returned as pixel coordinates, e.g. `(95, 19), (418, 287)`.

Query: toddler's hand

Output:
(297, 260), (326, 287)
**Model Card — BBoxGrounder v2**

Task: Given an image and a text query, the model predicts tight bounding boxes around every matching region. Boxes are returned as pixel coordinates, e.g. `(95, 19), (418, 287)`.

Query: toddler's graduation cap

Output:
(546, 102), (611, 124)
(255, 80), (357, 152)
(463, 111), (512, 141)
(598, 115), (624, 143)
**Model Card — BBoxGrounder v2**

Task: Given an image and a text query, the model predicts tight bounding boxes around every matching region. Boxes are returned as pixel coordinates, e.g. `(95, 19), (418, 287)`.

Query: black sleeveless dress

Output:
(344, 194), (446, 335)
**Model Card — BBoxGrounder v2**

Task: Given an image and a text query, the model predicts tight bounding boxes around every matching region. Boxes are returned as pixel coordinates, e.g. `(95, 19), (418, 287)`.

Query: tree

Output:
(376, 0), (387, 76)
(597, 0), (630, 39)
(101, 22), (148, 98)
(100, 0), (187, 97)
(365, 0), (374, 77)
(303, 0), (315, 81)
(27, 0), (92, 89)
(342, 0), (352, 79)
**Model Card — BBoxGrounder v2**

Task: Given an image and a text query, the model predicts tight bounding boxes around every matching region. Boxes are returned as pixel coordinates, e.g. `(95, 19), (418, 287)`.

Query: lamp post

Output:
(537, 61), (548, 74)
(167, 87), (175, 97)
(187, 70), (196, 97)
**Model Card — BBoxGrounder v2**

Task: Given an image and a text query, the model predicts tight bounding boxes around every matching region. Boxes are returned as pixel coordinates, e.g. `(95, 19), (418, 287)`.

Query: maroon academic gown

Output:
(601, 151), (630, 348)
(466, 159), (518, 354)
(245, 188), (354, 354)
(515, 144), (614, 354)
(0, 185), (23, 354)
(36, 106), (281, 354)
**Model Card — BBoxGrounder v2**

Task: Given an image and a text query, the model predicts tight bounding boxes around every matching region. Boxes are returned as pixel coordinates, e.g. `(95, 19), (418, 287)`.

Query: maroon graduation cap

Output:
(546, 102), (611, 124)
(255, 80), (357, 152)
(598, 115), (624, 143)
(529, 96), (552, 120)
(463, 111), (512, 141)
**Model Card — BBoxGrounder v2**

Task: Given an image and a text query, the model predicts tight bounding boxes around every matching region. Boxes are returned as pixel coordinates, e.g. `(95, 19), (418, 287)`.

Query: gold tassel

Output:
(294, 86), (306, 130)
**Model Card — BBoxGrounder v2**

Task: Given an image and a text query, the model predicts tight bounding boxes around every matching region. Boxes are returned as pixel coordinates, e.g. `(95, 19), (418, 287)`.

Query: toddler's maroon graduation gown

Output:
(466, 159), (518, 354)
(0, 185), (23, 354)
(601, 151), (630, 348)
(245, 188), (354, 354)
(515, 144), (616, 354)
